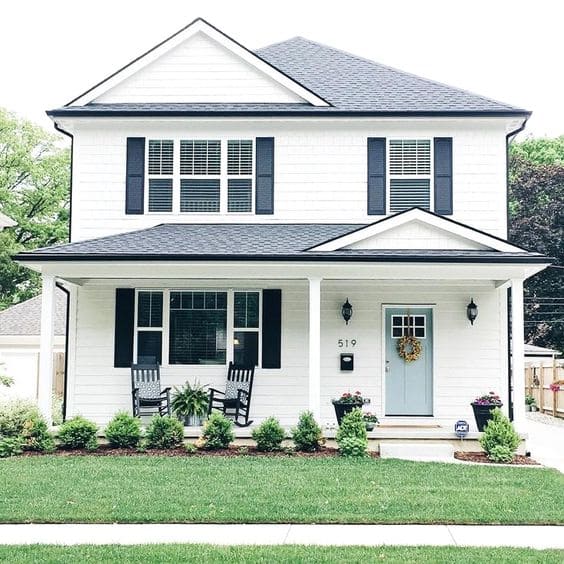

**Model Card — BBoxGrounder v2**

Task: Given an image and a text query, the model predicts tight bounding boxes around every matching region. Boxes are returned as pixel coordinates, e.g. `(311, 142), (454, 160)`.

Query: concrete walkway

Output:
(526, 416), (564, 473)
(0, 524), (563, 549)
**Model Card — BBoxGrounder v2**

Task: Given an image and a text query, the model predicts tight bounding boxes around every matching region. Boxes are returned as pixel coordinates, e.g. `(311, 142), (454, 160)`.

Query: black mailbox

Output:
(340, 353), (354, 371)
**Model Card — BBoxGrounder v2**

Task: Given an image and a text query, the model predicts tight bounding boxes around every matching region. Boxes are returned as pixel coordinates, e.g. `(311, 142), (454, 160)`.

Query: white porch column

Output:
(38, 274), (56, 424)
(308, 277), (322, 421)
(511, 278), (526, 430)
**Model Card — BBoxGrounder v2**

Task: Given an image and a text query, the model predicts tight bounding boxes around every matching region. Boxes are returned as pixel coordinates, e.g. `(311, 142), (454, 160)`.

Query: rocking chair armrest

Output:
(159, 387), (172, 396)
(208, 387), (225, 396)
(132, 387), (140, 398)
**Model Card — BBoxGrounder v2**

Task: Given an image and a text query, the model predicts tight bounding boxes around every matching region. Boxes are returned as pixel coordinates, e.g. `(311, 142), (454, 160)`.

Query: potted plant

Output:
(332, 391), (364, 425)
(363, 412), (379, 431)
(525, 395), (536, 412)
(172, 381), (209, 426)
(471, 391), (503, 431)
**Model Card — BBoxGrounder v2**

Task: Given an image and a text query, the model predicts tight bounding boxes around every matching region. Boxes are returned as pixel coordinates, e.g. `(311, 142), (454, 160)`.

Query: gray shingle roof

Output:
(0, 289), (66, 336)
(47, 36), (528, 118)
(16, 223), (547, 264)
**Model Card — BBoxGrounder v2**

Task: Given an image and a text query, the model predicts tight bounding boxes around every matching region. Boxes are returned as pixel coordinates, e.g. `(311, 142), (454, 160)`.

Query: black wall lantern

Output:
(467, 298), (478, 325)
(341, 298), (353, 324)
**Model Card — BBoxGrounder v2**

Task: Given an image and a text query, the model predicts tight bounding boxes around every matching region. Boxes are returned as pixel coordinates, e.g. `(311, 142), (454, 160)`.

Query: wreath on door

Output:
(397, 335), (422, 363)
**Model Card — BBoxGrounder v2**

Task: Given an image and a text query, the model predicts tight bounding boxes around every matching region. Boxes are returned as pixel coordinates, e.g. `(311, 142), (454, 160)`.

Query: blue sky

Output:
(2, 0), (562, 138)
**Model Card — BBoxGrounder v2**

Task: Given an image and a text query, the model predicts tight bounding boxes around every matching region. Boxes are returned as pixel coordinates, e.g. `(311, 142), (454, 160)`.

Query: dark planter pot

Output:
(471, 403), (502, 432)
(332, 401), (363, 425)
(178, 414), (204, 427)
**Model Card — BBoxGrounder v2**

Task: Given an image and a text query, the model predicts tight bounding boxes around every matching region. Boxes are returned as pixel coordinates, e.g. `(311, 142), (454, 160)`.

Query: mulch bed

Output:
(21, 444), (380, 458)
(455, 451), (540, 465)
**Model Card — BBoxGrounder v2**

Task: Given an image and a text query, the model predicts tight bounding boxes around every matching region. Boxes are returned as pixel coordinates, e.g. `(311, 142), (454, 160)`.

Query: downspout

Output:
(55, 282), (70, 422)
(52, 120), (74, 422)
(505, 117), (528, 421)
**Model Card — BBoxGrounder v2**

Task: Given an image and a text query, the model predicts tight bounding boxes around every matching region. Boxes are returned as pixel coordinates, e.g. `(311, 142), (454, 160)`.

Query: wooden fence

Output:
(53, 352), (65, 397)
(525, 361), (564, 418)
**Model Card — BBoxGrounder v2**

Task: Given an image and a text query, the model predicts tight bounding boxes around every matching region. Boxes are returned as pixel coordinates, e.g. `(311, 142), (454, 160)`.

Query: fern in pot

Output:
(172, 381), (209, 426)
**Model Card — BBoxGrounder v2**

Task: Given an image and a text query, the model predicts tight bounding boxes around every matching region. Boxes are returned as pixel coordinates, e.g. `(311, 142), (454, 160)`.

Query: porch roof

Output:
(15, 222), (549, 265)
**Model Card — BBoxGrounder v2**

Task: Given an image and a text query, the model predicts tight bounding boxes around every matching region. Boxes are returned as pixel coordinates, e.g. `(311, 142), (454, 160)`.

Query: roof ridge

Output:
(257, 36), (527, 113)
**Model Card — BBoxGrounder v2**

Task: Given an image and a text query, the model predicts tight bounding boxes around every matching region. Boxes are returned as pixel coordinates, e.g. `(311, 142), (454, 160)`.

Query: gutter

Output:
(52, 121), (74, 243)
(55, 282), (70, 422)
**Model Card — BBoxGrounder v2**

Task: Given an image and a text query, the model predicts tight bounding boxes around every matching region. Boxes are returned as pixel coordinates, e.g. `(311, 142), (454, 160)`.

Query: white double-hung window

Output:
(146, 138), (254, 214)
(389, 139), (432, 212)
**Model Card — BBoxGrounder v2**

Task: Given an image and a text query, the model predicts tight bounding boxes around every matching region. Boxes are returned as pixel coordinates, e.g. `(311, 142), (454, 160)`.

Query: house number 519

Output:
(338, 339), (357, 348)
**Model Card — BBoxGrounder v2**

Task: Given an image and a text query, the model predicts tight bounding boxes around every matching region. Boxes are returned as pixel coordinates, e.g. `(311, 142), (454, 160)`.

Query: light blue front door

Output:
(385, 307), (433, 416)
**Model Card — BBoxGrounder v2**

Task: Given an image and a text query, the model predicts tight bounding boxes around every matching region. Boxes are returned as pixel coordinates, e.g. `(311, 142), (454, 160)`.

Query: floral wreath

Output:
(397, 335), (422, 363)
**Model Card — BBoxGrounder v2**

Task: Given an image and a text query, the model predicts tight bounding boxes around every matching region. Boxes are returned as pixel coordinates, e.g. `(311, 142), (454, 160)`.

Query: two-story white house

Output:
(17, 18), (550, 438)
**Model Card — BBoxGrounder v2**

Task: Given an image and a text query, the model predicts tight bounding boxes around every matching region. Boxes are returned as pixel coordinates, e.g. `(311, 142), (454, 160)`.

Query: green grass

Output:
(0, 456), (563, 524)
(1, 545), (562, 563)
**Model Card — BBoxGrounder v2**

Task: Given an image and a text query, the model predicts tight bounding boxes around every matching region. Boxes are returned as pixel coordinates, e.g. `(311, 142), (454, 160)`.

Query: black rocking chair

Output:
(207, 362), (255, 427)
(131, 362), (171, 417)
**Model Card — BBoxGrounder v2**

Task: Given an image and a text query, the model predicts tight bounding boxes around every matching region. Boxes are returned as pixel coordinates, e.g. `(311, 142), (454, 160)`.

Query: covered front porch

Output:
(30, 258), (539, 434)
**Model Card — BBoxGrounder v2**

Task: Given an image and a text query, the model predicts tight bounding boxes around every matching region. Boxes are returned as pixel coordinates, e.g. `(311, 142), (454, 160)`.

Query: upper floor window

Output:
(389, 139), (431, 212)
(146, 139), (254, 214)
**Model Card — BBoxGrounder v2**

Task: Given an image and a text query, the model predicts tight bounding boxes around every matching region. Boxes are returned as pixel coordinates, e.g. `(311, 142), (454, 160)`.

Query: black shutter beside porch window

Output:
(114, 288), (135, 368)
(261, 289), (282, 369)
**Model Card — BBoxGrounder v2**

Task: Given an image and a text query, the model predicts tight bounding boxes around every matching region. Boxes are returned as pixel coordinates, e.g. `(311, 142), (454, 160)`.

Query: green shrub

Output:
(291, 411), (324, 452)
(0, 436), (23, 458)
(105, 412), (142, 448)
(480, 408), (520, 463)
(21, 417), (55, 453)
(336, 408), (368, 457)
(0, 399), (40, 437)
(252, 417), (286, 451)
(58, 416), (98, 450)
(184, 442), (198, 454)
(145, 415), (184, 449)
(201, 412), (234, 450)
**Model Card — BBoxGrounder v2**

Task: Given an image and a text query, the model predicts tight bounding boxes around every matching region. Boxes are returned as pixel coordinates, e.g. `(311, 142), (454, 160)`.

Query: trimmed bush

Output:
(0, 436), (23, 458)
(480, 407), (520, 463)
(291, 411), (324, 452)
(252, 417), (286, 451)
(184, 442), (198, 454)
(105, 412), (142, 448)
(58, 416), (98, 450)
(201, 412), (234, 450)
(145, 415), (184, 449)
(21, 417), (55, 453)
(336, 408), (368, 457)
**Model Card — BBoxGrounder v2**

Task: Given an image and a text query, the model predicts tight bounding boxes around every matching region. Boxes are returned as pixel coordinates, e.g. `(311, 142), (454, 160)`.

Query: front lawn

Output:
(2, 545), (563, 563)
(1, 456), (562, 524)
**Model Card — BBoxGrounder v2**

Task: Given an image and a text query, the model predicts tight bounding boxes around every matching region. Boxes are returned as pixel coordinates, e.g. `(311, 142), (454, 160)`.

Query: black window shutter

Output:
(262, 289), (281, 368)
(255, 137), (274, 214)
(434, 137), (453, 215)
(367, 137), (386, 215)
(125, 137), (145, 214)
(114, 288), (135, 368)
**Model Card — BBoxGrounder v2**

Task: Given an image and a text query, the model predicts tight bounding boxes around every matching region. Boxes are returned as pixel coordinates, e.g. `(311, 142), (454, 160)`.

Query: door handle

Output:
(385, 360), (390, 373)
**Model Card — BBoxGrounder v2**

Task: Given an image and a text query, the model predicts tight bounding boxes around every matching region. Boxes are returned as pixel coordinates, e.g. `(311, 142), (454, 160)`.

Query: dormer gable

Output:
(67, 18), (329, 107)
(308, 209), (528, 253)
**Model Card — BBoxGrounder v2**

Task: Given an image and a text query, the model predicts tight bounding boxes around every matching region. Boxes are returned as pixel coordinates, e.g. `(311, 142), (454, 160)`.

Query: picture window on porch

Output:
(391, 314), (426, 338)
(233, 291), (260, 366)
(389, 139), (431, 212)
(136, 291), (163, 363)
(169, 291), (227, 365)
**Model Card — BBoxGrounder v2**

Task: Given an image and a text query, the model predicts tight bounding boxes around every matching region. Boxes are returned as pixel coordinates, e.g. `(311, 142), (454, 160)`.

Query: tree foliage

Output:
(0, 108), (70, 309)
(509, 136), (564, 352)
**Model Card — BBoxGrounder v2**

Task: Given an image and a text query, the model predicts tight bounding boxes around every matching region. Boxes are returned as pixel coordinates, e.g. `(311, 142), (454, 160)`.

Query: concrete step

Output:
(380, 442), (454, 462)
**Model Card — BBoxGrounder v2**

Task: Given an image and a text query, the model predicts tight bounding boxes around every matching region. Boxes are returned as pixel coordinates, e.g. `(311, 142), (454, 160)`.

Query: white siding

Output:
(69, 279), (508, 431)
(94, 33), (304, 104)
(69, 118), (509, 242)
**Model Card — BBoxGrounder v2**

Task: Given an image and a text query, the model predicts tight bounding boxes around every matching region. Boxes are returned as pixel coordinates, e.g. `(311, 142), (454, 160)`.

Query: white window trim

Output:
(387, 138), (434, 214)
(134, 288), (262, 367)
(145, 138), (255, 216)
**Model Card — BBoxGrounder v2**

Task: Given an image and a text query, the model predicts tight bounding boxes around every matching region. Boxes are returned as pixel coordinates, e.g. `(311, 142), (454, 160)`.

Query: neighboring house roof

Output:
(524, 344), (561, 356)
(16, 223), (548, 264)
(0, 212), (16, 229)
(47, 19), (529, 118)
(0, 290), (67, 336)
